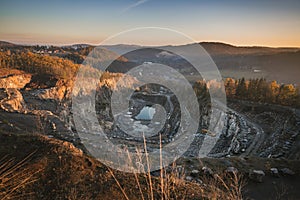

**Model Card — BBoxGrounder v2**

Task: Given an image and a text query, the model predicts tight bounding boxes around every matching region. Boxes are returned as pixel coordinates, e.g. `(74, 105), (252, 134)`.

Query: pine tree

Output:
(278, 84), (297, 106)
(225, 78), (236, 98)
(236, 78), (247, 99)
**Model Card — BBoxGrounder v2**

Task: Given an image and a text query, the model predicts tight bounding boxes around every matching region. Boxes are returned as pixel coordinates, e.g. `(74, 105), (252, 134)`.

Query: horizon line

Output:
(1, 39), (300, 49)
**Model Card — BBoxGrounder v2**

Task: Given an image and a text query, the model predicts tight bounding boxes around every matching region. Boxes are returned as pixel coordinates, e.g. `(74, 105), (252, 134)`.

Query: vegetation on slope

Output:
(225, 78), (300, 107)
(0, 51), (79, 79)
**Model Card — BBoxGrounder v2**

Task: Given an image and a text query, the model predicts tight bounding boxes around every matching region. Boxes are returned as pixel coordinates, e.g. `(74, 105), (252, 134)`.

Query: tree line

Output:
(225, 78), (300, 107)
(0, 51), (101, 79)
(193, 78), (300, 108)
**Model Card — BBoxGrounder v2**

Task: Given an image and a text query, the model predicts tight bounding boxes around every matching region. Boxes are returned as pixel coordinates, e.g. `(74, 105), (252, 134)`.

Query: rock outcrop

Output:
(32, 79), (73, 101)
(249, 169), (265, 183)
(0, 88), (26, 112)
(0, 72), (31, 89)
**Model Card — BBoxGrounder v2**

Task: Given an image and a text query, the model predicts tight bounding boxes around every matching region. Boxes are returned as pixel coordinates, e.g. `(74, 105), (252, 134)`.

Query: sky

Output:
(1, 0), (300, 47)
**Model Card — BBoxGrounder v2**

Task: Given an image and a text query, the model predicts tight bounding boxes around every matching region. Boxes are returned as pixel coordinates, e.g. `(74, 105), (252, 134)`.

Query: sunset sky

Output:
(1, 0), (300, 47)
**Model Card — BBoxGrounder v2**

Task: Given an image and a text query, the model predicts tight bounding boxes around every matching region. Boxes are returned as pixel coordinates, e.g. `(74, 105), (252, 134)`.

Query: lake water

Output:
(135, 106), (156, 120)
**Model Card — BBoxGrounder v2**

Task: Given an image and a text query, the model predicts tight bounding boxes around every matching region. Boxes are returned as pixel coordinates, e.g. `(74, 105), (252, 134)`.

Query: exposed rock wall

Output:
(0, 88), (26, 112)
(33, 79), (74, 101)
(0, 73), (31, 89)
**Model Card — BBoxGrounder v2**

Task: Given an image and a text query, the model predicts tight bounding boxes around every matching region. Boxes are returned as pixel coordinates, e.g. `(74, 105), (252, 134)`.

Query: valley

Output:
(0, 41), (299, 199)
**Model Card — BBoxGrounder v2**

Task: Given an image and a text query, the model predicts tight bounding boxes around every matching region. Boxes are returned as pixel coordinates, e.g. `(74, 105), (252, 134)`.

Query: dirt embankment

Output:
(0, 133), (207, 200)
(228, 100), (300, 160)
(1, 133), (300, 200)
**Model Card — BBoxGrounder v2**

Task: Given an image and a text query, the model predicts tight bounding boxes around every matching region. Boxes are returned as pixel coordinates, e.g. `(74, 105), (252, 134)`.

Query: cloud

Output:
(121, 0), (149, 14)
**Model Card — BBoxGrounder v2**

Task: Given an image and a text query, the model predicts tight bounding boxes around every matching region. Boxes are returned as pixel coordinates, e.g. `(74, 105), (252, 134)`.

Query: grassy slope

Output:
(0, 133), (206, 200)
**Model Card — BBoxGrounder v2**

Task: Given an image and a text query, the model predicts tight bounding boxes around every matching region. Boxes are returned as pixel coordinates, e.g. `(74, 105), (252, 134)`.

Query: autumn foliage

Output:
(224, 78), (300, 107)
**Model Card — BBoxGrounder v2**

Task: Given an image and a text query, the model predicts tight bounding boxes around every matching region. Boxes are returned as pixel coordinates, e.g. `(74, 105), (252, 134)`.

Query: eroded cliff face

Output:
(0, 69), (299, 161)
(0, 88), (26, 112)
(74, 81), (300, 160)
(0, 70), (140, 151)
(0, 70), (76, 145)
(30, 79), (74, 101)
(228, 100), (300, 160)
(0, 70), (31, 89)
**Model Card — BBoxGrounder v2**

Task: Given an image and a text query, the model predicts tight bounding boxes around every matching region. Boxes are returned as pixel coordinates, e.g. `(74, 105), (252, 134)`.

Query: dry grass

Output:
(273, 183), (291, 200)
(0, 152), (39, 200)
(202, 172), (245, 200)
(108, 135), (245, 200)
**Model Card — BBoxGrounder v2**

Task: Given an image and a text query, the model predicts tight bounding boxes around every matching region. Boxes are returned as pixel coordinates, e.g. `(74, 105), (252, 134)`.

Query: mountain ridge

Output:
(1, 40), (299, 50)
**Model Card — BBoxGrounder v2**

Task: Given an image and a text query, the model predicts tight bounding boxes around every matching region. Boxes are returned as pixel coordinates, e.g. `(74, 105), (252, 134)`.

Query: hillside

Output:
(0, 40), (299, 199)
(0, 133), (208, 200)
(1, 40), (299, 85)
(199, 42), (299, 56)
(100, 41), (300, 84)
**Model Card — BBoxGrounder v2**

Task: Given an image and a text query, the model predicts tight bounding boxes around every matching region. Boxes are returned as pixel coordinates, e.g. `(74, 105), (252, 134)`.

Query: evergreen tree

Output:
(236, 78), (247, 99)
(277, 84), (297, 106)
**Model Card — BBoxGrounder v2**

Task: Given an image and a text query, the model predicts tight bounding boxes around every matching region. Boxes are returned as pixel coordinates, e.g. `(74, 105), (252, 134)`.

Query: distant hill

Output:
(197, 42), (300, 84)
(1, 40), (299, 84)
(0, 41), (17, 47)
(63, 44), (95, 50)
(199, 42), (299, 56)
(99, 43), (300, 84)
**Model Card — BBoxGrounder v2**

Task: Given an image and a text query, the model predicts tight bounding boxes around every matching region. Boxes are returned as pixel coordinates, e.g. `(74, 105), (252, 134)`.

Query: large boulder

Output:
(202, 166), (214, 176)
(270, 168), (279, 177)
(249, 169), (265, 183)
(280, 168), (295, 176)
(225, 166), (239, 174)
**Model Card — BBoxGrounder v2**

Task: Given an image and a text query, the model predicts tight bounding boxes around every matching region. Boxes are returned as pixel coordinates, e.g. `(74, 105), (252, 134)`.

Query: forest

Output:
(224, 78), (300, 107)
(0, 50), (101, 79)
(193, 78), (300, 108)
